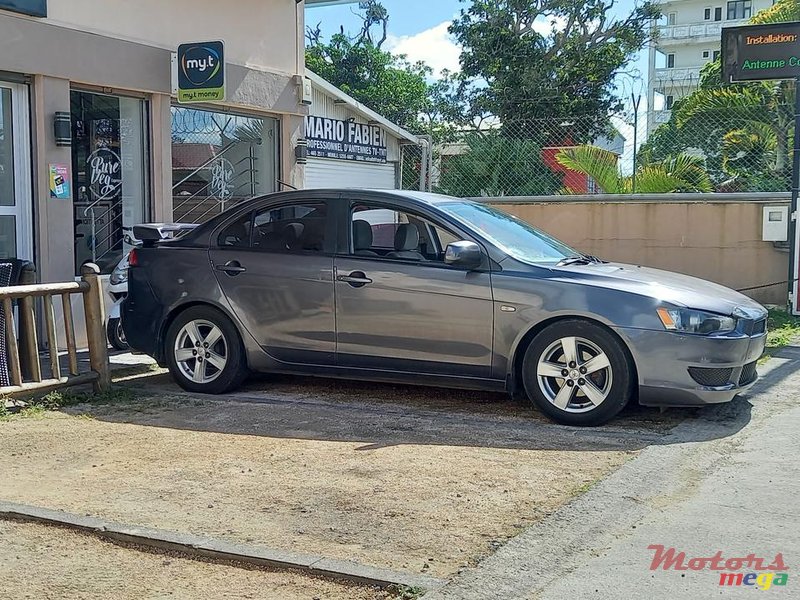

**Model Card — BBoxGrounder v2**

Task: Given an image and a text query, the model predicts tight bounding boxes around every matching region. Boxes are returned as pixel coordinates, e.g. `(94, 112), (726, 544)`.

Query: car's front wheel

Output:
(522, 319), (634, 426)
(165, 306), (247, 394)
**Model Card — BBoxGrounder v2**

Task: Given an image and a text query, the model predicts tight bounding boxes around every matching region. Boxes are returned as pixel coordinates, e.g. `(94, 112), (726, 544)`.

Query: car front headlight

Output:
(657, 307), (737, 335)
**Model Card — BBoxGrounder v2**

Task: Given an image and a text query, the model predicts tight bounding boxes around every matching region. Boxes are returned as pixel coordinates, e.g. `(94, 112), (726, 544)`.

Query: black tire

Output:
(107, 317), (129, 351)
(165, 305), (248, 394)
(521, 319), (634, 426)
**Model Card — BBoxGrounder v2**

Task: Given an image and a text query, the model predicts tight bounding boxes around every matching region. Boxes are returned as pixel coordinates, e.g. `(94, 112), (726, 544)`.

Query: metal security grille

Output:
(171, 107), (278, 224)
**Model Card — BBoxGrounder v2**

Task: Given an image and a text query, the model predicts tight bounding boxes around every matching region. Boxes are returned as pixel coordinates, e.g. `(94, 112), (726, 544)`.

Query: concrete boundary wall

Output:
(479, 195), (790, 305)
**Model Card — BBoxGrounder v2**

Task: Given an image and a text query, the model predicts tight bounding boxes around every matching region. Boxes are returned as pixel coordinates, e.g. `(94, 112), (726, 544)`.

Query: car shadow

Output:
(63, 345), (800, 453)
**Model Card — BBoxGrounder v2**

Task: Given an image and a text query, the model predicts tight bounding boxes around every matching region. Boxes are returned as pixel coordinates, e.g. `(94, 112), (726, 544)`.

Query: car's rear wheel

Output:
(521, 319), (634, 426)
(165, 306), (247, 394)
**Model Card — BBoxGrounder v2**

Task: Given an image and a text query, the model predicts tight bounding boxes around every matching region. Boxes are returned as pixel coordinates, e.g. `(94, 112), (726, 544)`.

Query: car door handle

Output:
(336, 271), (372, 287)
(216, 261), (247, 275)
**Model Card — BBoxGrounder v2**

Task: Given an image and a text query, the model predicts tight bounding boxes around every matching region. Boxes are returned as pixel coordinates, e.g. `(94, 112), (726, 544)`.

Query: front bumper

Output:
(616, 326), (766, 407)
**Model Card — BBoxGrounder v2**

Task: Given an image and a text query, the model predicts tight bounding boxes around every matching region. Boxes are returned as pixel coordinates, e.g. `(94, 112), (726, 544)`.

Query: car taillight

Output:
(128, 248), (139, 267)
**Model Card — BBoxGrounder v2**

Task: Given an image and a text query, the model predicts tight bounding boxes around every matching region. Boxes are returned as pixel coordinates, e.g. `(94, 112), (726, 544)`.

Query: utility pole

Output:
(631, 93), (642, 194)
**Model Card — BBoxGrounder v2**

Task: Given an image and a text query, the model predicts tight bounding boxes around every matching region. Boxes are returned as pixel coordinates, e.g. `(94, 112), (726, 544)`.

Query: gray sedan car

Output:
(122, 190), (767, 425)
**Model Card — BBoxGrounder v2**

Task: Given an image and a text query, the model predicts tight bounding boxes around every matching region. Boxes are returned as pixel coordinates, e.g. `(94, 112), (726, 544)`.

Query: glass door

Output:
(71, 90), (150, 274)
(0, 81), (33, 261)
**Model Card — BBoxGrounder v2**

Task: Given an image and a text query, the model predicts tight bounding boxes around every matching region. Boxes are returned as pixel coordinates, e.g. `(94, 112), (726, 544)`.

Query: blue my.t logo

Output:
(177, 40), (225, 102)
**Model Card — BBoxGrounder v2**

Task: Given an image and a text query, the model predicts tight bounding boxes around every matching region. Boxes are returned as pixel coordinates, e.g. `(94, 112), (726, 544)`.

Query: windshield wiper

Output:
(557, 255), (594, 266)
(556, 254), (607, 266)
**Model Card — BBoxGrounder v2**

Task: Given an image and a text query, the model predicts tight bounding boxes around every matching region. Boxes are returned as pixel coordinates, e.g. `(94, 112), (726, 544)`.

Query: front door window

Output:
(0, 82), (32, 261)
(71, 91), (150, 274)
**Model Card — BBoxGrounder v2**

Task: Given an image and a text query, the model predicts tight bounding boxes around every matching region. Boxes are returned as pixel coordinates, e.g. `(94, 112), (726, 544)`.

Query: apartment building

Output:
(647, 0), (774, 132)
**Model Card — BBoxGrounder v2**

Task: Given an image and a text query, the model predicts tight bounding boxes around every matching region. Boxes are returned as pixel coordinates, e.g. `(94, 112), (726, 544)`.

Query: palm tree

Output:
(555, 145), (713, 194)
(675, 78), (794, 175)
(671, 0), (797, 177)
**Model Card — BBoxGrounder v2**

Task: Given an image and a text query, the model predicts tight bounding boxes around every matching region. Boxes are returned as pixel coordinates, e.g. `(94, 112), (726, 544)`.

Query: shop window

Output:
(71, 91), (149, 275)
(171, 106), (279, 225)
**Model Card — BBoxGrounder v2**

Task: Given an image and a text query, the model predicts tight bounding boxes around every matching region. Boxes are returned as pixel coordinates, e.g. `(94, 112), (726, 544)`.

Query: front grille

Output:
(688, 367), (734, 387)
(739, 361), (758, 386)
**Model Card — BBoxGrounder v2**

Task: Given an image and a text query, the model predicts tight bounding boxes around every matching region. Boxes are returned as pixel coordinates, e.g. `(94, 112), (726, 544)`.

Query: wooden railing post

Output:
(80, 263), (110, 393)
(17, 262), (37, 380)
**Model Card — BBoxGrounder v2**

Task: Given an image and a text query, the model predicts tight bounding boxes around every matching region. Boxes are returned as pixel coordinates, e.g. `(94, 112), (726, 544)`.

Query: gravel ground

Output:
(0, 519), (390, 600)
(0, 380), (649, 579)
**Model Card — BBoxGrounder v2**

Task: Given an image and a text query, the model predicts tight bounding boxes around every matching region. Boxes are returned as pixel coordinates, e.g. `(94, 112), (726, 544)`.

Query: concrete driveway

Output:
(427, 345), (800, 599)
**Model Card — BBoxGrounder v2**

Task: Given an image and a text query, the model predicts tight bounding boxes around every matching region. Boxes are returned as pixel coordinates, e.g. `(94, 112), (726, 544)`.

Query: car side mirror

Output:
(445, 241), (483, 270)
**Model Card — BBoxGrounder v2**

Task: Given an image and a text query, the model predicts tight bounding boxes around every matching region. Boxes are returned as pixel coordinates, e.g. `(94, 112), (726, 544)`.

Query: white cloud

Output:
(385, 17), (566, 78)
(385, 21), (461, 77)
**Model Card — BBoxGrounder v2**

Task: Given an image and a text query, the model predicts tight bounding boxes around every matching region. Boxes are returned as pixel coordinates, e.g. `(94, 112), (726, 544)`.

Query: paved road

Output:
(426, 346), (800, 599)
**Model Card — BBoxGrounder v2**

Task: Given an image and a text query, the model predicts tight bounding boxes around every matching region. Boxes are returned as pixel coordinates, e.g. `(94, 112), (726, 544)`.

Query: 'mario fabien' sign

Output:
(305, 116), (388, 164)
(722, 22), (800, 82)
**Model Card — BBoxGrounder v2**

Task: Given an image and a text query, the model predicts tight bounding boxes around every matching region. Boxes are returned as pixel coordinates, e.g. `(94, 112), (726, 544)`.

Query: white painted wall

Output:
(41, 0), (302, 74)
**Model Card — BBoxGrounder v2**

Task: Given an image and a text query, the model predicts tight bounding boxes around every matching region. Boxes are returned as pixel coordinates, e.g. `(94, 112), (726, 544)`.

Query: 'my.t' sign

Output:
(722, 21), (800, 82)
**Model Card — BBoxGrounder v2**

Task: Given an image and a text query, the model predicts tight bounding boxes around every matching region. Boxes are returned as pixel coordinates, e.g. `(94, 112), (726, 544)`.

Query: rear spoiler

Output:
(133, 223), (200, 248)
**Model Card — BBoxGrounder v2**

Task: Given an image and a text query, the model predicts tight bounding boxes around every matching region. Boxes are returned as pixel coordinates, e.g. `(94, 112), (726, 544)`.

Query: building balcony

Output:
(657, 19), (749, 46)
(652, 66), (703, 89)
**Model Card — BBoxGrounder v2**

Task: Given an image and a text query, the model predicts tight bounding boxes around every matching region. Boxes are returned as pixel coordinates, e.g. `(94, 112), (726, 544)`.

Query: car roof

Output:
(297, 188), (463, 206)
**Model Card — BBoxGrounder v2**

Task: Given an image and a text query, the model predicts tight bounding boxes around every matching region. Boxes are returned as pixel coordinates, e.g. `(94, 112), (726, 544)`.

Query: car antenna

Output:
(277, 179), (298, 191)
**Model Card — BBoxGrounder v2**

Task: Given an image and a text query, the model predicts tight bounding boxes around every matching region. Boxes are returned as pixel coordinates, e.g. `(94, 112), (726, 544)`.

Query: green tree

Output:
(556, 145), (713, 193)
(449, 0), (659, 144)
(305, 2), (433, 131)
(437, 131), (562, 197)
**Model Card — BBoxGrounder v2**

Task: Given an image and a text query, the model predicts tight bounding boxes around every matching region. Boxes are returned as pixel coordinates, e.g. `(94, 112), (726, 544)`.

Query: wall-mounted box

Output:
(762, 205), (788, 242)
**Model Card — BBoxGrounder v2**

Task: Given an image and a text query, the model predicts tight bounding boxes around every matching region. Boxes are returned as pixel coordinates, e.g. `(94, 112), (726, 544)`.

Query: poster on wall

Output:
(305, 116), (388, 164)
(48, 163), (70, 199)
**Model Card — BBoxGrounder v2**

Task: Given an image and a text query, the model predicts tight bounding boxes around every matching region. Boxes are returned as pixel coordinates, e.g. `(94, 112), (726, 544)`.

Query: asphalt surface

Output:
(425, 345), (800, 599)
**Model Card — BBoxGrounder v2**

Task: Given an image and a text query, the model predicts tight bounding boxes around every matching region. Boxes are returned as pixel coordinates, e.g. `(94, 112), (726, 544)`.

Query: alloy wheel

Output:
(536, 336), (613, 413)
(173, 319), (228, 384)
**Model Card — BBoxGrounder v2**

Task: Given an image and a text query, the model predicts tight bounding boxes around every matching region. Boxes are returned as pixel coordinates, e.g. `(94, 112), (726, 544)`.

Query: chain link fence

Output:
(401, 88), (795, 197)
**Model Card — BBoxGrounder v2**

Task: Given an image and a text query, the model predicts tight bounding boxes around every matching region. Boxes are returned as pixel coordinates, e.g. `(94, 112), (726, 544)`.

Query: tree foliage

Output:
(437, 131), (562, 197)
(305, 2), (433, 131)
(449, 0), (659, 144)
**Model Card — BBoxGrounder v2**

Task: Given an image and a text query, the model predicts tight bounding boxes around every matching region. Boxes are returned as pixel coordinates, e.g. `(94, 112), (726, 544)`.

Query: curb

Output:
(0, 501), (445, 592)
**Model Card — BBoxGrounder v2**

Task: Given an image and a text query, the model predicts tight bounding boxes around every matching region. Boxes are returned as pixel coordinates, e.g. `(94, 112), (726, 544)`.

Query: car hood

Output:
(554, 261), (767, 317)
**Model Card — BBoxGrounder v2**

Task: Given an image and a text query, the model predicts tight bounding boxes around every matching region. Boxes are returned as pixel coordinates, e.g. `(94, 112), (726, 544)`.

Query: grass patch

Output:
(760, 308), (800, 364)
(0, 385), (138, 422)
(387, 585), (426, 600)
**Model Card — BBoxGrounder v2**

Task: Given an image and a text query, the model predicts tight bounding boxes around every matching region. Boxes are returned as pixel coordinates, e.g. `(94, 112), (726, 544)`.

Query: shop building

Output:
(0, 0), (313, 284)
(304, 71), (423, 190)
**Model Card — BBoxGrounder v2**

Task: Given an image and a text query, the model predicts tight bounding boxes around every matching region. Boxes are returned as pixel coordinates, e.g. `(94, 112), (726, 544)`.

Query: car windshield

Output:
(439, 201), (579, 265)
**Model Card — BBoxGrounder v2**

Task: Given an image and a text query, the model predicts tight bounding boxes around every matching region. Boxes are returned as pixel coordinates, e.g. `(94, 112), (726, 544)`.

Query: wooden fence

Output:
(0, 263), (110, 396)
